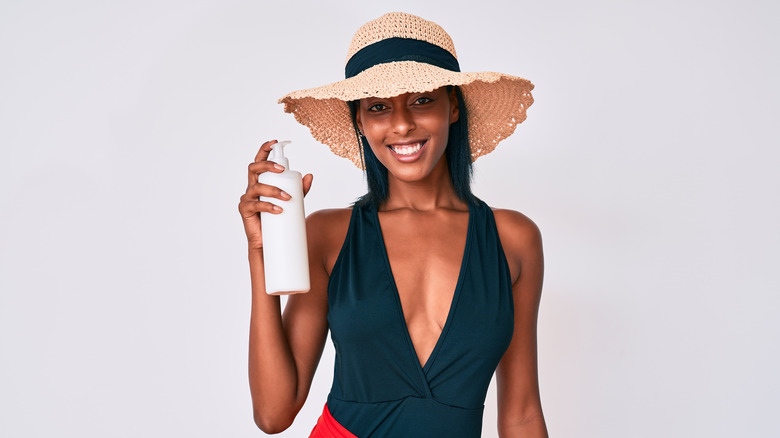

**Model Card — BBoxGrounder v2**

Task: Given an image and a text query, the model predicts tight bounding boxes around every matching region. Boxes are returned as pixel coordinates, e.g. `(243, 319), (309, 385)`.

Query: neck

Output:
(380, 159), (467, 212)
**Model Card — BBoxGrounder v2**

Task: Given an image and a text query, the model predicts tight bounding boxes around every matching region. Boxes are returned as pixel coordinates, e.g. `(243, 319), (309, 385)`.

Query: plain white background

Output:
(1, 0), (778, 436)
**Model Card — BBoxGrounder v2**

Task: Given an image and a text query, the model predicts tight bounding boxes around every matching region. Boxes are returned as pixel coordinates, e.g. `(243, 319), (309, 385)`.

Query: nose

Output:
(390, 105), (415, 136)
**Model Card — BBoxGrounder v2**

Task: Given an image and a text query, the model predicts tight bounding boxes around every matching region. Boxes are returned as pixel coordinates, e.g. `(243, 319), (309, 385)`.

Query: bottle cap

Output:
(269, 141), (291, 168)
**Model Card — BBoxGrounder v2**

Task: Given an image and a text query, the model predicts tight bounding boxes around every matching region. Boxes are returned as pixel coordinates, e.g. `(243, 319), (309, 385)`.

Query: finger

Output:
(238, 199), (283, 216)
(247, 160), (285, 187)
(243, 183), (292, 201)
(254, 140), (277, 162)
(302, 173), (314, 196)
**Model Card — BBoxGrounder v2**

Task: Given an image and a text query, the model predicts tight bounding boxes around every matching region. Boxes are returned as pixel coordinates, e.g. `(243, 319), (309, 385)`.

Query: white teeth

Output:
(390, 142), (423, 156)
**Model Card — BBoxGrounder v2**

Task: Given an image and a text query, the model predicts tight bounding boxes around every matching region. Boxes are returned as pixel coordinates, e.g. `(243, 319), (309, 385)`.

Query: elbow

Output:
(253, 407), (295, 434)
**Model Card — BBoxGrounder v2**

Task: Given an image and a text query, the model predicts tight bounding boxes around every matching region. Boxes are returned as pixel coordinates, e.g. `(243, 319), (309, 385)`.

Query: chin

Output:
(389, 159), (444, 183)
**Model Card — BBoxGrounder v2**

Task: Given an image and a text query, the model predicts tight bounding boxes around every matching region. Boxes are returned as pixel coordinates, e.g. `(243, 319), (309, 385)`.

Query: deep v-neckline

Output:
(372, 203), (474, 374)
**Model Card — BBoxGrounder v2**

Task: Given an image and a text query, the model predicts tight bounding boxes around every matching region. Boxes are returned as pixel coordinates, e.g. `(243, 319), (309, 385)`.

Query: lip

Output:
(387, 140), (427, 163)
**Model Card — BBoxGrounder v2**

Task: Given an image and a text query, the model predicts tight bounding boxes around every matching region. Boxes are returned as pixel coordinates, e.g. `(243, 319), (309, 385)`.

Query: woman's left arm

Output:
(494, 209), (549, 438)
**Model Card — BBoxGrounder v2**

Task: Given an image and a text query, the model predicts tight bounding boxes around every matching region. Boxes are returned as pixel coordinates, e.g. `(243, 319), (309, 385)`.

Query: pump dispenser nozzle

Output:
(269, 141), (291, 168)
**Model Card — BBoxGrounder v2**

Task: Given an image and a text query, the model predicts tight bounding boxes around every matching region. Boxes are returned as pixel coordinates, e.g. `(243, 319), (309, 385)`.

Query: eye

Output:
(367, 103), (387, 112)
(413, 96), (433, 105)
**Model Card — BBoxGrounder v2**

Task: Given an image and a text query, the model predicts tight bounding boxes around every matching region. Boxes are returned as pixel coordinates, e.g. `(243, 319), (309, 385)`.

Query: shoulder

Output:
(306, 208), (353, 244)
(491, 208), (542, 248)
(307, 207), (353, 228)
(490, 208), (543, 282)
(306, 208), (354, 272)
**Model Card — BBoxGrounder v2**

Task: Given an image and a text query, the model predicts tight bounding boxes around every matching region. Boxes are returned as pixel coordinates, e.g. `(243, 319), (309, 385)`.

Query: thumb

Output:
(302, 173), (314, 196)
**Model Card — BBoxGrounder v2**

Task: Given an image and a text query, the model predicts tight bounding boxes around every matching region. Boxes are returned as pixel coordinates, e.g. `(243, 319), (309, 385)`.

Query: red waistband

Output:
(309, 404), (358, 438)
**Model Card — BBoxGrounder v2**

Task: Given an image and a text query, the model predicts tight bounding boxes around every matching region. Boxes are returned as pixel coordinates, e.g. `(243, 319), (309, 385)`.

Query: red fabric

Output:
(309, 404), (358, 438)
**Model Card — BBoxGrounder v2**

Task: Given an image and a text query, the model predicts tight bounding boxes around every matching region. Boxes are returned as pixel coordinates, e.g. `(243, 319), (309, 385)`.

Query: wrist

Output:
(247, 238), (264, 252)
(248, 246), (264, 259)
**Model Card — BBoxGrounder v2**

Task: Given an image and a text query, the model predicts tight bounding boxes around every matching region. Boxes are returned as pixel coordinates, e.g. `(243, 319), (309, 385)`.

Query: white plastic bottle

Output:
(257, 141), (310, 295)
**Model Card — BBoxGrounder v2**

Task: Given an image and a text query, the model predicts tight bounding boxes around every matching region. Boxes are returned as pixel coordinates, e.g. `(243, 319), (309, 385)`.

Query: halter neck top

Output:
(326, 198), (514, 437)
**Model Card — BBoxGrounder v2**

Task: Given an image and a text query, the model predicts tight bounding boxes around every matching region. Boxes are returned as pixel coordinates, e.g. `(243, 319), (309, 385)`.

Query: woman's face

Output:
(356, 87), (459, 183)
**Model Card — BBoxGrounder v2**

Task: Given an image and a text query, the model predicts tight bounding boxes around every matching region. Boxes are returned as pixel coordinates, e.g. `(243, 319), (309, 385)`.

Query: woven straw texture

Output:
(278, 13), (534, 168)
(345, 12), (457, 62)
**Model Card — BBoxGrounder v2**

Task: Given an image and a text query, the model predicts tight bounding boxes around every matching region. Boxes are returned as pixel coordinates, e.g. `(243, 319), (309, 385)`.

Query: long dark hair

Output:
(349, 86), (474, 207)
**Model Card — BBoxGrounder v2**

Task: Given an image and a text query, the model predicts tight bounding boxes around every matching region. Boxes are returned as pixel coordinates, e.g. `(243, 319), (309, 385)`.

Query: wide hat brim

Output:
(278, 60), (534, 168)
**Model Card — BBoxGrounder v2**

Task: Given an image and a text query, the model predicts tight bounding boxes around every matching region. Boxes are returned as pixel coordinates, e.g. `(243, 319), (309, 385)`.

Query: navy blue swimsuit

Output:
(326, 198), (514, 437)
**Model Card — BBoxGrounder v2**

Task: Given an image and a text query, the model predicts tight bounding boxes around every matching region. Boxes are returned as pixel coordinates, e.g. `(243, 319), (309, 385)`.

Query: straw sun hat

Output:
(278, 12), (534, 168)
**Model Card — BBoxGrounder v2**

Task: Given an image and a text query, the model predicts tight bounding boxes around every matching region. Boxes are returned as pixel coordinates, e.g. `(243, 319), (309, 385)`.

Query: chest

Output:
(377, 210), (469, 364)
(326, 202), (515, 400)
(379, 213), (467, 309)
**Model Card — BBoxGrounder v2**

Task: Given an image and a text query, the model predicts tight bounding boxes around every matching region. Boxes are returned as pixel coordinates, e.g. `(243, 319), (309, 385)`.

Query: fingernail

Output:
(274, 164), (285, 171)
(280, 190), (291, 200)
(273, 205), (283, 213)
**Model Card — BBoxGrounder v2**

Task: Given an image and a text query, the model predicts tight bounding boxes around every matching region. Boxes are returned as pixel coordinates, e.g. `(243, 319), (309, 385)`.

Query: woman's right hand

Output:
(238, 140), (313, 251)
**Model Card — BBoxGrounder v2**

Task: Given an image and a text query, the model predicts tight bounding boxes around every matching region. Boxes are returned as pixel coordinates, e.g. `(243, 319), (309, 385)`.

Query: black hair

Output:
(349, 86), (474, 207)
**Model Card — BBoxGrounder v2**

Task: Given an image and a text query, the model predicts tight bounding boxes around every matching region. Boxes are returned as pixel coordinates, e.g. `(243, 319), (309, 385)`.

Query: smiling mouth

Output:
(389, 141), (425, 156)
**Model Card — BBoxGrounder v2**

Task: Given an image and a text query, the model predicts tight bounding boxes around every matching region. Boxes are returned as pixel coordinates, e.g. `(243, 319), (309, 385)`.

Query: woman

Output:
(238, 12), (547, 437)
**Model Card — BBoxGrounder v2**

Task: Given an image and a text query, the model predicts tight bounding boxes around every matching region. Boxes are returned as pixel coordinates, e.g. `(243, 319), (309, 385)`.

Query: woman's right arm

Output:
(238, 140), (328, 433)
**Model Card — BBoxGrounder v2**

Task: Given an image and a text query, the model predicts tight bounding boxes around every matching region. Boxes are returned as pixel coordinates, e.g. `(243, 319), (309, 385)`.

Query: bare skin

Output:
(239, 88), (548, 437)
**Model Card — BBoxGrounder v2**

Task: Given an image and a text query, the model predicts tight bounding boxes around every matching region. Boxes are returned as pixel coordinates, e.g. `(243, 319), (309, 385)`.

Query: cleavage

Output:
(378, 208), (469, 368)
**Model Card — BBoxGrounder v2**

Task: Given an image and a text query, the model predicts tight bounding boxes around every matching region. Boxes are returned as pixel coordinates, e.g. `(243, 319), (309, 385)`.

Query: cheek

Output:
(362, 132), (389, 163)
(426, 112), (453, 143)
(358, 115), (383, 141)
(362, 127), (384, 153)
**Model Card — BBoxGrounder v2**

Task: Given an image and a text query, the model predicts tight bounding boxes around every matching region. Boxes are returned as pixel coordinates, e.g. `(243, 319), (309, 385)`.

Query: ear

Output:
(448, 87), (460, 124)
(355, 105), (364, 134)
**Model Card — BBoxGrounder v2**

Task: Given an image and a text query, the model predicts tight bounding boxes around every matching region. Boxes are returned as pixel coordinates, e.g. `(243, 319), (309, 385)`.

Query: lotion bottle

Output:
(257, 141), (310, 295)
